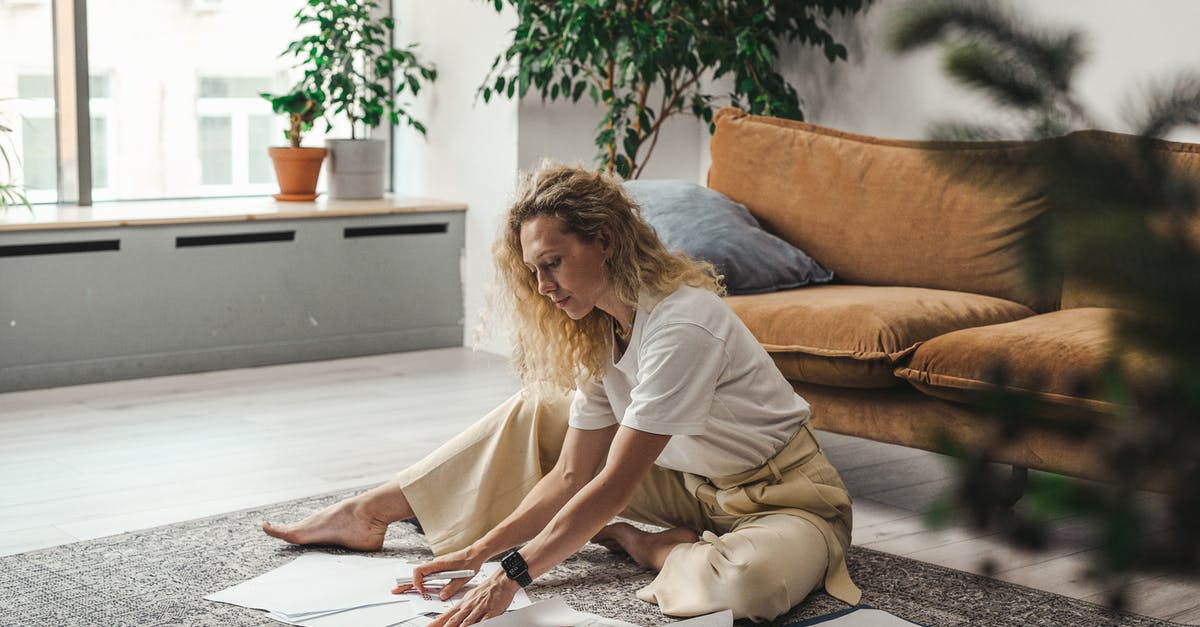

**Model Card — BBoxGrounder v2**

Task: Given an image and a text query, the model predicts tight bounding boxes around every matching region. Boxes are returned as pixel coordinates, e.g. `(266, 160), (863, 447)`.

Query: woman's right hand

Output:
(392, 546), (485, 600)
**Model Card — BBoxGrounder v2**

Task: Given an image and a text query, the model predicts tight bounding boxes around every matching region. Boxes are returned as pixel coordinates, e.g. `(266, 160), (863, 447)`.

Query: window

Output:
(0, 0), (364, 205)
(16, 75), (57, 196)
(3, 1), (56, 203)
(14, 74), (114, 202)
(196, 76), (283, 193)
(86, 1), (319, 200)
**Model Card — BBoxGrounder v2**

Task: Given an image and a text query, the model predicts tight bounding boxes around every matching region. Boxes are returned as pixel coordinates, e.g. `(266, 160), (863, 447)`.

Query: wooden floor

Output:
(2, 347), (1196, 623)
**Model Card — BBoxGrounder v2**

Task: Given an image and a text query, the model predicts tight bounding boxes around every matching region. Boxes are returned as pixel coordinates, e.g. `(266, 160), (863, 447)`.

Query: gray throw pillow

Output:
(625, 179), (833, 295)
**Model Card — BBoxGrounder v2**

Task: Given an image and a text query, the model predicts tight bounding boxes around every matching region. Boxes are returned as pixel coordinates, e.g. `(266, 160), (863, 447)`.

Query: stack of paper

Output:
(205, 554), (530, 626)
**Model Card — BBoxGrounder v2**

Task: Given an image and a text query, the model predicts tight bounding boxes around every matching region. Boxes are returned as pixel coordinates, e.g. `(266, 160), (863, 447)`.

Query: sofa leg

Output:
(1003, 466), (1029, 508)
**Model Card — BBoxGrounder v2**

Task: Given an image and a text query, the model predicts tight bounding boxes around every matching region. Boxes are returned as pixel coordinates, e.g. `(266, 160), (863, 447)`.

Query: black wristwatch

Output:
(500, 550), (533, 588)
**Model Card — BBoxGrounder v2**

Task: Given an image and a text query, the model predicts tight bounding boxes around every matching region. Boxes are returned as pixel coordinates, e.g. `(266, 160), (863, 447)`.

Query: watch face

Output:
(501, 551), (526, 577)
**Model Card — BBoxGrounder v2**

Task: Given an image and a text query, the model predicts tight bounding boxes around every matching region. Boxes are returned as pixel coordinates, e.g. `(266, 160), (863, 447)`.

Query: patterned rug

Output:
(0, 487), (1179, 627)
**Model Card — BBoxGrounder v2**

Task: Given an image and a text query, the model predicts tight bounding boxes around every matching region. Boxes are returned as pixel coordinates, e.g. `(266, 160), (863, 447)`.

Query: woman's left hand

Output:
(429, 571), (518, 627)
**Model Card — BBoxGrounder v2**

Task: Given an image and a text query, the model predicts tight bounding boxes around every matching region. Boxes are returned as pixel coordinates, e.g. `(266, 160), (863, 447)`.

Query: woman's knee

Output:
(653, 520), (828, 621)
(720, 555), (824, 621)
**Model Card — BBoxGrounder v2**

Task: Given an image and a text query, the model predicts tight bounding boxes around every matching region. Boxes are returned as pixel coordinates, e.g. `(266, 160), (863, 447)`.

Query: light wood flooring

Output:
(1, 348), (1196, 623)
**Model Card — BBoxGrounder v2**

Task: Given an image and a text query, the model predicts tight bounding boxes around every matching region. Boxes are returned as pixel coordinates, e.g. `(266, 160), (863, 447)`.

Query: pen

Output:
(394, 569), (477, 586)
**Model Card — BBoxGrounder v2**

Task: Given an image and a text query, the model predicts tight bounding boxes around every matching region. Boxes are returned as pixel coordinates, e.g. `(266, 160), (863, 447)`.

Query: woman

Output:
(263, 164), (860, 625)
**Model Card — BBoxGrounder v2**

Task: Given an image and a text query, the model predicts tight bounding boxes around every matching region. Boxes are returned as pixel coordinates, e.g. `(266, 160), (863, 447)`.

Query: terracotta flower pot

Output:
(268, 146), (328, 201)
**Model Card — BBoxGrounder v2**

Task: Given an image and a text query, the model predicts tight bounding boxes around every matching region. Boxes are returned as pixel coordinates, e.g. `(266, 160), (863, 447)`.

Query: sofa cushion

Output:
(624, 179), (834, 295)
(724, 285), (1035, 388)
(707, 107), (1053, 311)
(894, 308), (1122, 416)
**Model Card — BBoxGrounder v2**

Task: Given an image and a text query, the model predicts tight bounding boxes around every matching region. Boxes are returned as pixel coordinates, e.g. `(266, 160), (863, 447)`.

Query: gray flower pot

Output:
(325, 138), (386, 199)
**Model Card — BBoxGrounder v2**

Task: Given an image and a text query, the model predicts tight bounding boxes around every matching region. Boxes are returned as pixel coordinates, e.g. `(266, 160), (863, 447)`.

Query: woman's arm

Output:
(406, 423), (617, 595)
(521, 425), (670, 578)
(426, 425), (671, 627)
(470, 423), (618, 561)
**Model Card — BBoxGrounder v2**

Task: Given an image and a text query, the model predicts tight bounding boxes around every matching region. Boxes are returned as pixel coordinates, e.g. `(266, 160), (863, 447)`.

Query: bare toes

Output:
(262, 520), (302, 544)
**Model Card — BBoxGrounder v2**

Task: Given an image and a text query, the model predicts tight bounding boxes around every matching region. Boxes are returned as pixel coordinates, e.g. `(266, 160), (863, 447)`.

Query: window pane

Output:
(86, 0), (350, 200)
(21, 117), (57, 191)
(91, 116), (109, 189)
(4, 4), (57, 203)
(248, 114), (274, 185)
(199, 116), (232, 186)
(199, 77), (273, 99)
(17, 75), (54, 99)
(89, 75), (110, 98)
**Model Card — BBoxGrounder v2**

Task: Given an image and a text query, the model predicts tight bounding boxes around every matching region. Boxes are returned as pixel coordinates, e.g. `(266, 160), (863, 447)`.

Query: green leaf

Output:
(274, 1), (436, 134)
(614, 153), (632, 178)
(473, 0), (864, 172)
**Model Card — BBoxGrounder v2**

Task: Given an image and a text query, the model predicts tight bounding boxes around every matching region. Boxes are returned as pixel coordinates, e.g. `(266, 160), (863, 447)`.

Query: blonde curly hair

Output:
(484, 162), (724, 391)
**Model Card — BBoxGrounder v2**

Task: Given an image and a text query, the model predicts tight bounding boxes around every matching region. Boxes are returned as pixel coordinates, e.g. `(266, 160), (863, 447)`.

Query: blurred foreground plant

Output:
(890, 0), (1199, 606)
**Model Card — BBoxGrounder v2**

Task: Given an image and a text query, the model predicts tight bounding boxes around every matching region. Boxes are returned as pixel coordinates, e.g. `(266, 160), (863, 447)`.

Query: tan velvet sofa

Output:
(707, 107), (1199, 485)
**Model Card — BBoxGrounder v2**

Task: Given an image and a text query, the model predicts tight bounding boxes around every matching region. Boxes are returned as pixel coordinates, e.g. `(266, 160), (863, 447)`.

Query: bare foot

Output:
(591, 522), (699, 571)
(262, 497), (390, 552)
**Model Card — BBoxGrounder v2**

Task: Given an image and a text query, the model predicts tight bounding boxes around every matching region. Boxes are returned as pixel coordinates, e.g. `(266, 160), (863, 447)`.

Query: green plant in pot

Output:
(279, 0), (436, 200)
(262, 88), (327, 201)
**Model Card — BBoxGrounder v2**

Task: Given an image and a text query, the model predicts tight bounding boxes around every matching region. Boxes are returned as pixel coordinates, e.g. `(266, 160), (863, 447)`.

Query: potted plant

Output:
(1, 101), (31, 213)
(262, 88), (327, 201)
(279, 0), (436, 200)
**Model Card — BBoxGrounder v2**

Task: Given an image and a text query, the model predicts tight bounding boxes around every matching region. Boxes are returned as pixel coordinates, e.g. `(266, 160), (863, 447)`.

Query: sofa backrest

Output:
(707, 108), (1054, 311)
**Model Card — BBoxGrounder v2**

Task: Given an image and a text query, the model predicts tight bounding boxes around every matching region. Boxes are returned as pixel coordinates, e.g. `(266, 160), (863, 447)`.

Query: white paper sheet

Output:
(475, 598), (732, 627)
(267, 601), (411, 624)
(205, 553), (406, 615)
(265, 601), (419, 626)
(207, 554), (530, 623)
(475, 598), (640, 627)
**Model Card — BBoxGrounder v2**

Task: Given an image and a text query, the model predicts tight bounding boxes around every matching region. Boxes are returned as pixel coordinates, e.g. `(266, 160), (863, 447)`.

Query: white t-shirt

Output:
(569, 285), (810, 477)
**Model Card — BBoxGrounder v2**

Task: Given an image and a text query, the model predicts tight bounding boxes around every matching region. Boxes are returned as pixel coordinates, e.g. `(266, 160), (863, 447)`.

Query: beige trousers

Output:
(395, 390), (861, 622)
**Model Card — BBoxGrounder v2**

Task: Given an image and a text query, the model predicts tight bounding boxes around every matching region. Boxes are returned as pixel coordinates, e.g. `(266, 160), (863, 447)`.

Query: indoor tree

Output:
(479, 0), (868, 178)
(281, 0), (436, 138)
(889, 0), (1200, 605)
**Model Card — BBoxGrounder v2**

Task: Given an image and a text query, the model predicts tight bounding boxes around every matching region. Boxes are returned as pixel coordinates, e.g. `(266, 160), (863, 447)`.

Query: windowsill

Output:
(0, 194), (467, 232)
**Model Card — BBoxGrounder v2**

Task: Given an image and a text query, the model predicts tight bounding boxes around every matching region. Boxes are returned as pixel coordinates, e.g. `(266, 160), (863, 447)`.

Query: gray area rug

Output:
(0, 487), (1180, 627)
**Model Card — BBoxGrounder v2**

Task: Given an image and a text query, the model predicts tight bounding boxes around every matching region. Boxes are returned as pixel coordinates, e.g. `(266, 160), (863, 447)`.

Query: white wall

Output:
(517, 94), (705, 181)
(702, 0), (1200, 186)
(394, 2), (708, 355)
(393, 0), (519, 355)
(398, 0), (1200, 356)
(772, 0), (1200, 141)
